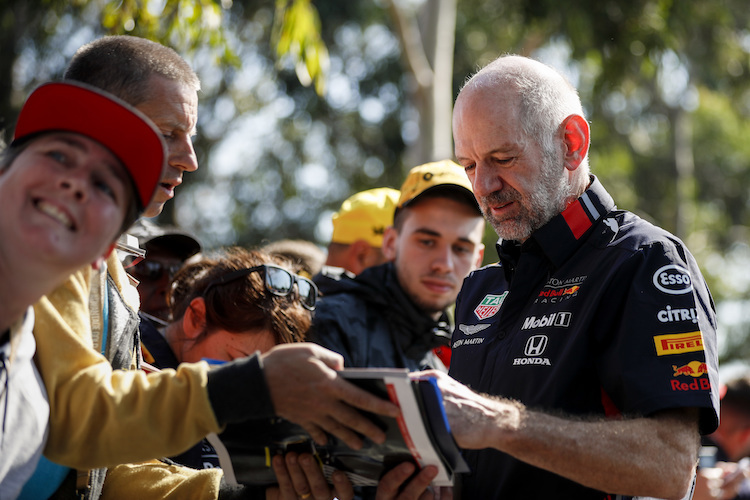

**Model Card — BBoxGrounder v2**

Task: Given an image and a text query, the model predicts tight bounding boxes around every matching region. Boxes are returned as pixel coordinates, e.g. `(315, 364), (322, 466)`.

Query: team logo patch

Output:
(671, 361), (711, 392)
(513, 335), (552, 366)
(521, 312), (572, 330)
(654, 331), (704, 356)
(474, 292), (508, 320)
(458, 323), (491, 336)
(652, 265), (692, 295)
(657, 306), (699, 324)
(672, 360), (709, 378)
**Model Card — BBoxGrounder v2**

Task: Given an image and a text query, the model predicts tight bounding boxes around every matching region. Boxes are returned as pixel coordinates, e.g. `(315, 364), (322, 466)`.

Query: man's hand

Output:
(415, 370), (700, 499)
(261, 343), (400, 449)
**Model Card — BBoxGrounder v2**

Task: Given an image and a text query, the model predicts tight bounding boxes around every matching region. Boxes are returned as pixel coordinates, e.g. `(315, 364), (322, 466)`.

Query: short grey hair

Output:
(459, 55), (590, 176)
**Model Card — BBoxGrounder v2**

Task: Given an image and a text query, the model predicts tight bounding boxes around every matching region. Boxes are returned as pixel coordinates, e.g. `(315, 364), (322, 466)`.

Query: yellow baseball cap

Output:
(396, 160), (479, 214)
(331, 187), (401, 247)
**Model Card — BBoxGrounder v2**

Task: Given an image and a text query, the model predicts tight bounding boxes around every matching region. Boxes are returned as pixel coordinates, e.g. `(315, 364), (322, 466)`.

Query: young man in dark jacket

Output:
(311, 160), (485, 371)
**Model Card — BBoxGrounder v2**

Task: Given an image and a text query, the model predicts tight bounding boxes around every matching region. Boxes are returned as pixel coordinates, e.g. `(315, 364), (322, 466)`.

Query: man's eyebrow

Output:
(413, 227), (442, 238)
(455, 236), (477, 245)
(456, 145), (520, 163)
(413, 227), (477, 247)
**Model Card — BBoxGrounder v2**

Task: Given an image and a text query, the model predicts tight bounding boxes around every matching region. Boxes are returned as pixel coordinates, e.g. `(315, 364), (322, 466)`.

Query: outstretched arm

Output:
(260, 343), (401, 449)
(427, 370), (699, 500)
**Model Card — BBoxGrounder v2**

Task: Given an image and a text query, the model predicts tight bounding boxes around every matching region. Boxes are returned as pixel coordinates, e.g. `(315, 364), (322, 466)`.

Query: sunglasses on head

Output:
(203, 264), (319, 310)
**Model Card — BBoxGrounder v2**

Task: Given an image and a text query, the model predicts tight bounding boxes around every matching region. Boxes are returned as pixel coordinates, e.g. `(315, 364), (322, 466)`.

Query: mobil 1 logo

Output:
(521, 311), (572, 330)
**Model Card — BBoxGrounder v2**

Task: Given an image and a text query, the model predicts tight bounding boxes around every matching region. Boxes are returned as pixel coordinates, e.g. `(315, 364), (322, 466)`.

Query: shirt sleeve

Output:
(596, 240), (719, 434)
(33, 267), (222, 469)
(100, 459), (223, 500)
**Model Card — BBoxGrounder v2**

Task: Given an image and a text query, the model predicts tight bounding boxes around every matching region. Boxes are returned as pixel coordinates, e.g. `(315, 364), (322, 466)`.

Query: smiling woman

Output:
(0, 80), (166, 499)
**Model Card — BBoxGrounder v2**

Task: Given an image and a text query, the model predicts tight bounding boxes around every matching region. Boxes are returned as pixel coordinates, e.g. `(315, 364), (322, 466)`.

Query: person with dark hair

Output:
(136, 247), (314, 470)
(694, 372), (750, 500)
(311, 160), (486, 373)
(164, 247), (314, 365)
(0, 80), (166, 499)
(712, 375), (750, 462)
(26, 36), (401, 500)
(128, 219), (202, 323)
(421, 53), (719, 499)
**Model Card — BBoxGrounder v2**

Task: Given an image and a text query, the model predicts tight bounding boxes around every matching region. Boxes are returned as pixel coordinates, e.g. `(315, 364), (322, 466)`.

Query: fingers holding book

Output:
(261, 343), (401, 450)
(269, 452), (446, 500)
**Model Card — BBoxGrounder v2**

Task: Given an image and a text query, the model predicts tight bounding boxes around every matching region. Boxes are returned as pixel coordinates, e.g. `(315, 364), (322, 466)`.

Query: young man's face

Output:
(383, 196), (485, 318)
(0, 132), (129, 273)
(136, 75), (199, 218)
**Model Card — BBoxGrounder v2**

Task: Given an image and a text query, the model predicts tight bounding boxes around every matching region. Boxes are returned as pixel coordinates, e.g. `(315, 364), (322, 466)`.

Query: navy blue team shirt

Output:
(449, 176), (719, 499)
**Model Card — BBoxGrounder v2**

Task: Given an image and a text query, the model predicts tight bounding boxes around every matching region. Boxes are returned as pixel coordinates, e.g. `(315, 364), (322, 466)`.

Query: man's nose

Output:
(169, 135), (198, 173)
(431, 244), (455, 274)
(471, 162), (504, 198)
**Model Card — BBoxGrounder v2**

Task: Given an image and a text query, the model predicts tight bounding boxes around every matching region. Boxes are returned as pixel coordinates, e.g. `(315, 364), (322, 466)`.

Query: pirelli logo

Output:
(653, 331), (704, 356)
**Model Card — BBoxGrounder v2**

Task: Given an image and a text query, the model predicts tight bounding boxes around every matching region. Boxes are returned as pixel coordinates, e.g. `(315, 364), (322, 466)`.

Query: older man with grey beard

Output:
(420, 54), (719, 500)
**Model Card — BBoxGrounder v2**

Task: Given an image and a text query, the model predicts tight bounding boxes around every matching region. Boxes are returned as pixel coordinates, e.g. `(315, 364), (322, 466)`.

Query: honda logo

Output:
(524, 335), (548, 356)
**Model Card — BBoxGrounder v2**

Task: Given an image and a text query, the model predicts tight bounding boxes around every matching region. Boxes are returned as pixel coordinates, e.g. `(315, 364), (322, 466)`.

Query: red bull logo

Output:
(653, 331), (704, 356)
(672, 361), (708, 377)
(671, 361), (710, 392)
(537, 285), (580, 298)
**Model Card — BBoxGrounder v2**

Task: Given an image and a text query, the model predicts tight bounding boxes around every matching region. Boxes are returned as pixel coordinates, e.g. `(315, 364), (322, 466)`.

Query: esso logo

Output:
(652, 265), (692, 295)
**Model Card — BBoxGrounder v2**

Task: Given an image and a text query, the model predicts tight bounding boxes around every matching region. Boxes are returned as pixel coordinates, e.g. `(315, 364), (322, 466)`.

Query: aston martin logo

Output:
(459, 323), (491, 336)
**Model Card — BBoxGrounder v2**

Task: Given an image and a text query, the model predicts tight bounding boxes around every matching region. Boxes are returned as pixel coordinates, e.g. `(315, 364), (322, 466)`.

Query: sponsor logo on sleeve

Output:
(473, 292), (508, 320)
(657, 306), (699, 324)
(671, 360), (711, 391)
(653, 331), (704, 356)
(652, 265), (692, 295)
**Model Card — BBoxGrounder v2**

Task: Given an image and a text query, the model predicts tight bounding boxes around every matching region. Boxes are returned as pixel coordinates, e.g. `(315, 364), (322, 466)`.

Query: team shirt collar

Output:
(496, 175), (616, 271)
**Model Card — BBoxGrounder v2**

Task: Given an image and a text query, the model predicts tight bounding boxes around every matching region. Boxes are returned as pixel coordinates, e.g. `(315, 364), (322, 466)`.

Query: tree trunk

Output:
(673, 107), (695, 241)
(387, 0), (457, 167)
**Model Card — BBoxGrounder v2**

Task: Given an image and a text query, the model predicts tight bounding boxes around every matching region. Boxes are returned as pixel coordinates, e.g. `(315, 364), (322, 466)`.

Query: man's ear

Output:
(91, 243), (117, 270)
(348, 239), (373, 275)
(474, 244), (485, 270)
(182, 297), (207, 340)
(381, 226), (398, 262)
(561, 114), (590, 171)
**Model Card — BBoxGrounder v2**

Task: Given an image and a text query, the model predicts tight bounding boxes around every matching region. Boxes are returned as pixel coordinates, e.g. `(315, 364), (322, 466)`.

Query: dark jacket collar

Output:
(340, 262), (451, 358)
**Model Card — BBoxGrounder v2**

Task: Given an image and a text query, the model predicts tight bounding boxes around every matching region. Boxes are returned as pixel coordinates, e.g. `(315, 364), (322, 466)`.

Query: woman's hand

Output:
(266, 452), (452, 500)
